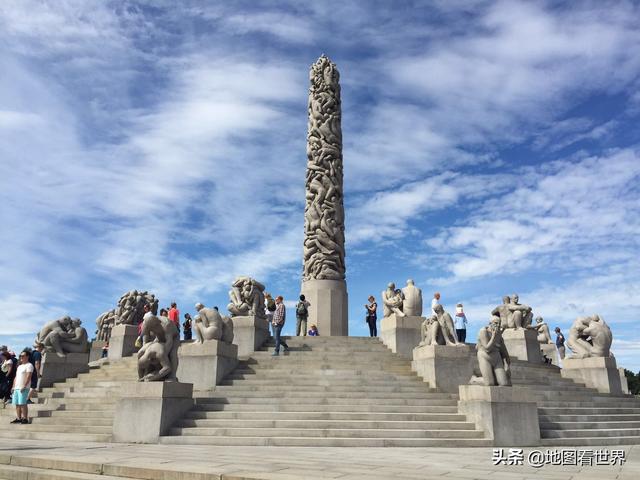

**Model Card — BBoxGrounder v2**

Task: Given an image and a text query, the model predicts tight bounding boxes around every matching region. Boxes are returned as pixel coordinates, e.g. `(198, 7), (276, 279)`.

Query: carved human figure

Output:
(534, 316), (553, 344)
(567, 314), (612, 358)
(402, 279), (423, 317)
(476, 316), (512, 386)
(433, 304), (459, 345)
(194, 303), (234, 344)
(508, 294), (533, 329)
(36, 316), (72, 346)
(41, 318), (89, 357)
(137, 307), (179, 382)
(227, 277), (266, 319)
(419, 315), (441, 346)
(491, 296), (513, 329)
(381, 283), (405, 318)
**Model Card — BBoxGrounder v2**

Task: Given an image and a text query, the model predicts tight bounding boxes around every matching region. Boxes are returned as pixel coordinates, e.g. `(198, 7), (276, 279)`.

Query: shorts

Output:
(12, 388), (29, 405)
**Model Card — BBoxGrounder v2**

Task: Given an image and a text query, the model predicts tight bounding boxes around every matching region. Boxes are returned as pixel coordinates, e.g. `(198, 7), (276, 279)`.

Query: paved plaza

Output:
(0, 440), (637, 479)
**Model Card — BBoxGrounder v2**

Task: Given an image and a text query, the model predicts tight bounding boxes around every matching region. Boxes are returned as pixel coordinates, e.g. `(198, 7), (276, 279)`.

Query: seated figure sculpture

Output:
(476, 316), (512, 386)
(194, 303), (234, 344)
(95, 309), (117, 341)
(534, 316), (553, 343)
(36, 316), (89, 357)
(401, 279), (423, 317)
(381, 283), (405, 317)
(419, 315), (441, 346)
(137, 307), (179, 382)
(227, 277), (266, 319)
(567, 314), (612, 358)
(508, 294), (533, 329)
(433, 304), (459, 345)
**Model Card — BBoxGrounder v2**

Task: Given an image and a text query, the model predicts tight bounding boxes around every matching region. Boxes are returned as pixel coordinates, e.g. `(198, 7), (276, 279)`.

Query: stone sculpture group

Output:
(227, 276), (266, 319)
(382, 280), (423, 318)
(567, 314), (612, 358)
(137, 307), (179, 382)
(491, 294), (533, 330)
(96, 290), (159, 342)
(419, 305), (460, 347)
(35, 316), (90, 357)
(194, 303), (234, 344)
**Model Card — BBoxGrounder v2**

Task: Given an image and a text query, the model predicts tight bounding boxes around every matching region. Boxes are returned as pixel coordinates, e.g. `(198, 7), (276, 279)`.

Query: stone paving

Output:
(0, 440), (638, 479)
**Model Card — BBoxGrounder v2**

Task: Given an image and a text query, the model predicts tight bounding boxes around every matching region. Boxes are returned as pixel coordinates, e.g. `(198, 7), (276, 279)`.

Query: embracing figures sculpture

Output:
(137, 306), (179, 382)
(567, 314), (612, 358)
(194, 303), (234, 344)
(36, 316), (90, 357)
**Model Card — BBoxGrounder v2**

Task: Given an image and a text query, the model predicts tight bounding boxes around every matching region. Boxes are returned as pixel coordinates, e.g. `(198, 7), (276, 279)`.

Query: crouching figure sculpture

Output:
(476, 316), (511, 386)
(567, 314), (612, 359)
(137, 305), (179, 382)
(194, 303), (234, 344)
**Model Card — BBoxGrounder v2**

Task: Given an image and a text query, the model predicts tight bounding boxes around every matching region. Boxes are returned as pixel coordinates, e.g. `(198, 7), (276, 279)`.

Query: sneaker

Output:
(10, 418), (21, 424)
(27, 400), (34, 404)
(20, 418), (29, 424)
(272, 351), (279, 356)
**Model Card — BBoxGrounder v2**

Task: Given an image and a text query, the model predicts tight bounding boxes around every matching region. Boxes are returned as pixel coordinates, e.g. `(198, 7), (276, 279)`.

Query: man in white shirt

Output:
(431, 292), (441, 315)
(11, 350), (34, 424)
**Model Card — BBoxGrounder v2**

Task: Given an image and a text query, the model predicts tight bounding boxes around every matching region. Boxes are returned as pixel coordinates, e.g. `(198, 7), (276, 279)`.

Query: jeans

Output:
(367, 318), (377, 337)
(273, 324), (289, 353)
(456, 329), (466, 343)
(296, 317), (307, 336)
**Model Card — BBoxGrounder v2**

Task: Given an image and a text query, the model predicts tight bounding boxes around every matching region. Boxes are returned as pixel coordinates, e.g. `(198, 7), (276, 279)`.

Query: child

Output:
(308, 325), (319, 336)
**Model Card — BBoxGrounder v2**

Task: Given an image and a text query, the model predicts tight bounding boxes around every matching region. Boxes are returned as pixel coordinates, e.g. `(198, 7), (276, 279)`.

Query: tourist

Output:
(555, 327), (566, 359)
(183, 313), (193, 341)
(431, 292), (441, 315)
(168, 302), (180, 331)
(101, 342), (109, 359)
(454, 303), (468, 343)
(1, 351), (15, 405)
(296, 294), (310, 336)
(271, 296), (289, 356)
(28, 343), (44, 403)
(265, 293), (276, 336)
(365, 296), (377, 337)
(11, 350), (34, 424)
(308, 325), (319, 336)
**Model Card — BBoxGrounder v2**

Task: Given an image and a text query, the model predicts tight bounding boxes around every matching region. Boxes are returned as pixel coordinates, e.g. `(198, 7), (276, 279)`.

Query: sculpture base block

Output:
(39, 352), (90, 389)
(561, 356), (624, 395)
(458, 385), (540, 446)
(112, 382), (193, 443)
(301, 279), (348, 336)
(412, 344), (476, 393)
(232, 315), (270, 358)
(380, 314), (424, 360)
(177, 340), (238, 391)
(502, 328), (542, 363)
(540, 343), (559, 366)
(108, 324), (139, 360)
(89, 340), (106, 363)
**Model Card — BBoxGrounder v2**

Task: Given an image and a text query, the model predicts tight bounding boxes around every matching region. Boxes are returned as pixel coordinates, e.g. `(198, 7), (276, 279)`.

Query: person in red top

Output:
(168, 303), (180, 332)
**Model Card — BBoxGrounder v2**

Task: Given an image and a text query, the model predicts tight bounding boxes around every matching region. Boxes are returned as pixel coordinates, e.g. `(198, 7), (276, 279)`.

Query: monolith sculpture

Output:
(301, 55), (348, 336)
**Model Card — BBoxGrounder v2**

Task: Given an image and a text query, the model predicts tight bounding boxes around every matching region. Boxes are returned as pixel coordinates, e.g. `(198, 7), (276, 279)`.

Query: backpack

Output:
(267, 298), (276, 312)
(296, 301), (308, 317)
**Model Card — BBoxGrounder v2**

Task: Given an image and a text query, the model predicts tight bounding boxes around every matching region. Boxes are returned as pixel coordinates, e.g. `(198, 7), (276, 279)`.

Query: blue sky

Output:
(1, 1), (639, 369)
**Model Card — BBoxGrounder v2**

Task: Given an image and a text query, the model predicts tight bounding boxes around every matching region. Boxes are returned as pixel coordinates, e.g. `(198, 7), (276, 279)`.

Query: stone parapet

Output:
(176, 340), (238, 391)
(108, 324), (139, 360)
(502, 328), (543, 364)
(380, 314), (424, 360)
(39, 352), (90, 388)
(412, 344), (476, 393)
(561, 356), (624, 395)
(232, 315), (270, 357)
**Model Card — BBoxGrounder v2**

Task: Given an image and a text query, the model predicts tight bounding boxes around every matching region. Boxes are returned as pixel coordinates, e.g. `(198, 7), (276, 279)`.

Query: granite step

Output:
(193, 401), (459, 414)
(541, 436), (640, 446)
(0, 429), (111, 442)
(541, 427), (640, 438)
(201, 390), (454, 399)
(0, 464), (126, 480)
(184, 410), (467, 421)
(175, 418), (476, 430)
(196, 396), (457, 406)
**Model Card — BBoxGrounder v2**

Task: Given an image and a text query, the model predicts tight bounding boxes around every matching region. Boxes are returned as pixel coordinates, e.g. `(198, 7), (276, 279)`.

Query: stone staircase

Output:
(160, 336), (491, 446)
(506, 359), (640, 445)
(0, 356), (137, 442)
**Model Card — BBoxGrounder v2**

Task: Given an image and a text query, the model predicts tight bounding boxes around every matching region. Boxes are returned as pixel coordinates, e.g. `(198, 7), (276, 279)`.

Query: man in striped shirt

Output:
(272, 296), (290, 356)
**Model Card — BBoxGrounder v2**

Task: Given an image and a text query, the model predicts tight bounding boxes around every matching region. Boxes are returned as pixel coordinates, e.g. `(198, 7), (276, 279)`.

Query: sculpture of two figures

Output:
(382, 280), (423, 318)
(534, 316), (553, 344)
(194, 303), (234, 344)
(419, 305), (460, 346)
(567, 314), (612, 358)
(36, 316), (90, 357)
(491, 294), (533, 330)
(475, 316), (512, 386)
(137, 306), (179, 382)
(95, 290), (159, 343)
(227, 276), (266, 319)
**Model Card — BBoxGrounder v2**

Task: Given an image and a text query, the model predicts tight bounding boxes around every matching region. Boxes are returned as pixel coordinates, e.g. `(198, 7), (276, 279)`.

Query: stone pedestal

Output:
(412, 344), (476, 393)
(458, 385), (540, 446)
(561, 356), (624, 395)
(232, 315), (270, 358)
(112, 382), (193, 443)
(177, 340), (238, 391)
(502, 328), (542, 363)
(380, 314), (424, 360)
(620, 368), (630, 395)
(540, 343), (559, 366)
(39, 352), (90, 388)
(108, 324), (139, 360)
(89, 340), (106, 363)
(301, 279), (348, 336)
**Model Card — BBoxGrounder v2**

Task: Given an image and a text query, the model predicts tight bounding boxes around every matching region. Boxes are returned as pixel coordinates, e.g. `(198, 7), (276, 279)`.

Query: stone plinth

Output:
(301, 279), (348, 336)
(561, 356), (624, 395)
(502, 328), (542, 363)
(380, 314), (424, 360)
(176, 340), (238, 391)
(232, 315), (270, 358)
(540, 343), (559, 366)
(412, 344), (476, 393)
(458, 385), (540, 446)
(108, 324), (139, 360)
(112, 382), (193, 443)
(620, 368), (630, 395)
(39, 352), (90, 389)
(89, 340), (106, 363)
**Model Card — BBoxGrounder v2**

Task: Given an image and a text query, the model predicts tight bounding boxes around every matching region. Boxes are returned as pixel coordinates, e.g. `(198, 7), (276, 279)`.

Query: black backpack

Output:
(296, 301), (308, 316)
